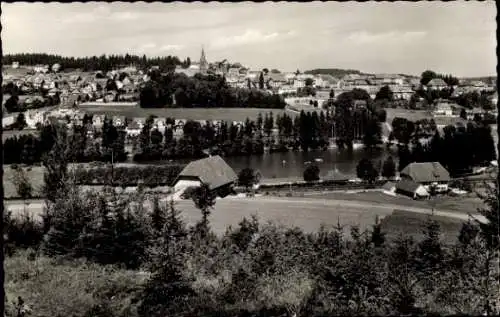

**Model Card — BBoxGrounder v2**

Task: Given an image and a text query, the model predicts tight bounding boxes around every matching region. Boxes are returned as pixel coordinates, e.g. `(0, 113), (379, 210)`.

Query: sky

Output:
(1, 1), (497, 77)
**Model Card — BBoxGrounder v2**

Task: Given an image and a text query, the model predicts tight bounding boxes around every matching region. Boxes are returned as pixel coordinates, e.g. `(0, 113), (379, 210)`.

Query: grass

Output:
(305, 191), (485, 215)
(385, 108), (432, 123)
(3, 129), (40, 142)
(380, 209), (465, 244)
(78, 106), (295, 122)
(166, 197), (396, 235)
(4, 250), (148, 317)
(3, 165), (45, 199)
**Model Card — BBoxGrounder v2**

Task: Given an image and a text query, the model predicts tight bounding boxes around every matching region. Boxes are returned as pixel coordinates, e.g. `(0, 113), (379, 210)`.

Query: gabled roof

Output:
(400, 162), (451, 183)
(396, 179), (424, 194)
(382, 181), (396, 191)
(427, 78), (447, 87)
(176, 155), (237, 190)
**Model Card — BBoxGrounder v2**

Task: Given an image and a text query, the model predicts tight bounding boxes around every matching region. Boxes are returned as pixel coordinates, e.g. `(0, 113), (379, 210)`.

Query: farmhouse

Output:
(173, 155), (237, 197)
(395, 179), (430, 200)
(400, 162), (451, 193)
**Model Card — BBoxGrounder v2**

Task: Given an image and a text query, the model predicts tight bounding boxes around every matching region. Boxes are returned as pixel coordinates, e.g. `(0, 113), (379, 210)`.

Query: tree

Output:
(191, 183), (216, 240)
(11, 168), (33, 200)
(264, 112), (274, 137)
(420, 70), (437, 86)
(475, 182), (499, 250)
(356, 158), (379, 183)
(460, 108), (467, 120)
(42, 124), (70, 203)
(15, 113), (27, 130)
(305, 78), (314, 87)
(375, 85), (394, 101)
(303, 164), (320, 182)
(259, 72), (265, 89)
(382, 156), (396, 179)
(371, 215), (386, 247)
(238, 168), (257, 191)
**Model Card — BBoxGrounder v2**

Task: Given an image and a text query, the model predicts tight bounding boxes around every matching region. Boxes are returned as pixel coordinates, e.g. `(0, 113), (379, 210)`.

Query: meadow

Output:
(78, 105), (295, 121)
(384, 108), (433, 123)
(380, 209), (466, 244)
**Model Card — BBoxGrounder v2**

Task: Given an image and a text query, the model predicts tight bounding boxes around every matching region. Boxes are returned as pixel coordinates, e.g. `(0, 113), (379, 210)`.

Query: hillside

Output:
(304, 68), (367, 77)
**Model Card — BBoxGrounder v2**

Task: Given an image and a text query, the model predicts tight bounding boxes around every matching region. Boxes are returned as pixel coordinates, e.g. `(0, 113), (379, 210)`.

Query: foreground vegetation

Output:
(3, 177), (499, 316)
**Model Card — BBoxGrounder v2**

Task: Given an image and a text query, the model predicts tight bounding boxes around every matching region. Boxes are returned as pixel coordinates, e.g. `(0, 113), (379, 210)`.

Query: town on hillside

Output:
(1, 2), (499, 317)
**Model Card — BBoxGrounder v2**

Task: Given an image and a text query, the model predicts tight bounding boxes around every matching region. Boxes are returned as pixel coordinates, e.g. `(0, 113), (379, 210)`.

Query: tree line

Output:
(389, 116), (497, 176)
(3, 120), (128, 165)
(140, 71), (287, 109)
(3, 53), (185, 72)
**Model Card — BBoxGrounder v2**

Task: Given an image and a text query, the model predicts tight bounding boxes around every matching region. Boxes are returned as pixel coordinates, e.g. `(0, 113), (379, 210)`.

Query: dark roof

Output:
(177, 155), (237, 190)
(400, 162), (451, 183)
(323, 170), (349, 182)
(395, 179), (421, 194)
(382, 181), (396, 191)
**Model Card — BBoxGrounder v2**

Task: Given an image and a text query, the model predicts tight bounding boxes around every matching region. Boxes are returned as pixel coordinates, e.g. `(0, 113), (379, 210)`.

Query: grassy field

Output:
(3, 129), (40, 142)
(304, 191), (485, 215)
(380, 209), (465, 244)
(385, 108), (432, 123)
(3, 165), (45, 198)
(78, 105), (294, 121)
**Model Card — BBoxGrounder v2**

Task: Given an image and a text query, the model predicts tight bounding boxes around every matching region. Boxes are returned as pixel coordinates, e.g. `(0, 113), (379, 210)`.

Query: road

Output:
(4, 196), (487, 235)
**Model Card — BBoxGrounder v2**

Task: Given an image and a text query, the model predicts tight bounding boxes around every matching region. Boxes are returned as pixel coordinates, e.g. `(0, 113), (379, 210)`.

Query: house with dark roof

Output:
(400, 162), (451, 193)
(427, 78), (448, 90)
(173, 155), (237, 197)
(395, 179), (429, 199)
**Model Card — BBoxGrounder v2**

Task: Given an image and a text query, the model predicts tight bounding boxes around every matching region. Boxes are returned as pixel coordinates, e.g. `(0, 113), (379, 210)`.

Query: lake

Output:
(222, 147), (398, 180)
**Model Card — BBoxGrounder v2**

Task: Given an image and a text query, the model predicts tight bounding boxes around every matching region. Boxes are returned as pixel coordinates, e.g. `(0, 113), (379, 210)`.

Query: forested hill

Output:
(3, 53), (187, 72)
(304, 68), (367, 77)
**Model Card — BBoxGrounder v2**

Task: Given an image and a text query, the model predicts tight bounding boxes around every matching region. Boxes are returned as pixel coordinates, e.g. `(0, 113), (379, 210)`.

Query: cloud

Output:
(347, 30), (427, 44)
(109, 11), (139, 21)
(137, 43), (157, 53)
(210, 29), (295, 49)
(160, 44), (184, 51)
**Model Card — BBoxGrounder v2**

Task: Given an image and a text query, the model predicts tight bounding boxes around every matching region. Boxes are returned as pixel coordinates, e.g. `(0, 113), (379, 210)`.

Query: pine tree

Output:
(371, 215), (386, 247)
(476, 182), (499, 250)
(191, 183), (216, 241)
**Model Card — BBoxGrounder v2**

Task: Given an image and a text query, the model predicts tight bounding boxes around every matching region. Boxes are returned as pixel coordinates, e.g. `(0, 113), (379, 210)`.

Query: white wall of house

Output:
(415, 185), (430, 197)
(423, 183), (449, 193)
(125, 128), (141, 137)
(173, 179), (202, 193)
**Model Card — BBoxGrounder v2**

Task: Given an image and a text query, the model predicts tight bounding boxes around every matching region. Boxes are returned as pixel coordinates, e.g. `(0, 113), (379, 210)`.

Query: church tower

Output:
(199, 46), (208, 75)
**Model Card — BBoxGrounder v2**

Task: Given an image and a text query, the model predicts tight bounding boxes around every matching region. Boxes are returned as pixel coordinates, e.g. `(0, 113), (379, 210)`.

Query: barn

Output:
(172, 155), (237, 197)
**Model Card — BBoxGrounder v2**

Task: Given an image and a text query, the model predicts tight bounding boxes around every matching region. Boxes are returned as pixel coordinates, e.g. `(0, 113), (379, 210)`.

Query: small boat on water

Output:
(314, 158), (324, 163)
(304, 161), (312, 165)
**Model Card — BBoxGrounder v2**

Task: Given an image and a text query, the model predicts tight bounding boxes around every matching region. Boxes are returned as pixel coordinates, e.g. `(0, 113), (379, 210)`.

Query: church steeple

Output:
(199, 45), (208, 75)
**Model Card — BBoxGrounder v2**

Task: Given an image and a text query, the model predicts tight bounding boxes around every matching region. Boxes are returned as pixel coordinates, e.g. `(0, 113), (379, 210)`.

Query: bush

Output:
(303, 165), (320, 182)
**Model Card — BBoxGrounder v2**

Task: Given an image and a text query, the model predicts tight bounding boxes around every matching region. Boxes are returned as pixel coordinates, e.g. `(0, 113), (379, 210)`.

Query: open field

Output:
(3, 165), (45, 198)
(78, 105), (294, 121)
(385, 108), (432, 123)
(303, 191), (486, 214)
(2, 129), (40, 142)
(380, 210), (466, 244)
(5, 195), (485, 239)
